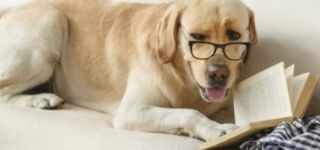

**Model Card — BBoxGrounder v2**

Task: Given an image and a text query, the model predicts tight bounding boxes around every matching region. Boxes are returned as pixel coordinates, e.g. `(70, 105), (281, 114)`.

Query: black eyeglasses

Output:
(188, 41), (250, 60)
(181, 26), (250, 60)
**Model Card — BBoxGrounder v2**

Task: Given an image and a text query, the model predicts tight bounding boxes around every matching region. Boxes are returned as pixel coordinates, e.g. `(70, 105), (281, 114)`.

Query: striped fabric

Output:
(240, 116), (320, 150)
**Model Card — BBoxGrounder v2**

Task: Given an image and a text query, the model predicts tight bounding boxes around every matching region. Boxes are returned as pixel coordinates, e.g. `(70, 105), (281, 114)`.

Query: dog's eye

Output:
(226, 29), (241, 41)
(190, 33), (206, 41)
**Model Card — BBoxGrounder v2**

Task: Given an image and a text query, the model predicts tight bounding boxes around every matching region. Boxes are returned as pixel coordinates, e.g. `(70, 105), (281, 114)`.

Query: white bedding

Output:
(0, 103), (200, 150)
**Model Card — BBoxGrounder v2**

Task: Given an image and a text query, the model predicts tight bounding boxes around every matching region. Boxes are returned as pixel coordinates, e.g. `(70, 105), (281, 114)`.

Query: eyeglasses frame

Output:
(188, 41), (251, 60)
(180, 25), (251, 61)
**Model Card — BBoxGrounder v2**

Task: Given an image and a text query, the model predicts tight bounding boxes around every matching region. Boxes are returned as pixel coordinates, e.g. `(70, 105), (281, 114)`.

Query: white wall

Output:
(241, 0), (320, 115)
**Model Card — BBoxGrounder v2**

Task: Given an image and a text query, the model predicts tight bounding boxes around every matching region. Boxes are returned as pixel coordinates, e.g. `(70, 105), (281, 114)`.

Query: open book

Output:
(199, 62), (319, 150)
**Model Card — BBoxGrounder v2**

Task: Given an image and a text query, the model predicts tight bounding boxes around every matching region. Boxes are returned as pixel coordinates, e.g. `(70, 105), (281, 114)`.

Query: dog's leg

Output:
(113, 73), (238, 141)
(0, 3), (68, 109)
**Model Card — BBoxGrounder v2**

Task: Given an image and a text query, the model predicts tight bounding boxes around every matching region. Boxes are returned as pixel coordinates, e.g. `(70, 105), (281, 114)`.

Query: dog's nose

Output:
(206, 64), (229, 86)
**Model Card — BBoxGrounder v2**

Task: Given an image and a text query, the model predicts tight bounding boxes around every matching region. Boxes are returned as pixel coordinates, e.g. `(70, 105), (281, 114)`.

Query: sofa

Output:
(0, 0), (319, 150)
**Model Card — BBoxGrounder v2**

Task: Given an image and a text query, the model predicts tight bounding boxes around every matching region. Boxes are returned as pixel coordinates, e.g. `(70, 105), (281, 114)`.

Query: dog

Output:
(0, 0), (257, 141)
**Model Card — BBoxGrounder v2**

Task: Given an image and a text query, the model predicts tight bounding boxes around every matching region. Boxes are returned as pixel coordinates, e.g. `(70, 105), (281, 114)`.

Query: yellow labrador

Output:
(0, 0), (257, 141)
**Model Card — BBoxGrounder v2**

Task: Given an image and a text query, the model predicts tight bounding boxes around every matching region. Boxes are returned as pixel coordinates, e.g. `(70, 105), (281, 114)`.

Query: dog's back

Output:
(0, 0), (166, 112)
(39, 0), (162, 112)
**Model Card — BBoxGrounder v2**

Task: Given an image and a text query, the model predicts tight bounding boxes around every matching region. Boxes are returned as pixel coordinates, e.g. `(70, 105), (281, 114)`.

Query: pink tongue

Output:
(205, 87), (226, 102)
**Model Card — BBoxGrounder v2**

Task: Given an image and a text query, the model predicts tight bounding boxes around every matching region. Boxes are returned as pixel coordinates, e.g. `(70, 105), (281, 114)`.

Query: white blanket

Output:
(0, 104), (200, 150)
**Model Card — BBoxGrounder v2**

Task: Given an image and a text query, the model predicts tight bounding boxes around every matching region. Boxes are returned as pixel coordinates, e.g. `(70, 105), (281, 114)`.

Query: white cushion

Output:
(0, 104), (199, 150)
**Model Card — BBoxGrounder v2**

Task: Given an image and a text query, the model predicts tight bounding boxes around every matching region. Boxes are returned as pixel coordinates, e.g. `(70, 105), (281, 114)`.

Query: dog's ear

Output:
(248, 9), (258, 46)
(155, 5), (181, 64)
(244, 8), (258, 64)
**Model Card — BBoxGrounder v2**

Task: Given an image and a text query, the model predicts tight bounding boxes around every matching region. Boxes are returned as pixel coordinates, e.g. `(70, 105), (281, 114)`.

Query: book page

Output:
(285, 65), (294, 106)
(292, 73), (309, 113)
(234, 62), (292, 126)
(293, 73), (319, 117)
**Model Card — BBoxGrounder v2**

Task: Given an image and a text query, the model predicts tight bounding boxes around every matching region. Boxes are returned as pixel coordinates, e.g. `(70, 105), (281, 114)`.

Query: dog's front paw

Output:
(193, 121), (239, 141)
(217, 123), (239, 135)
(200, 127), (227, 141)
(27, 93), (64, 109)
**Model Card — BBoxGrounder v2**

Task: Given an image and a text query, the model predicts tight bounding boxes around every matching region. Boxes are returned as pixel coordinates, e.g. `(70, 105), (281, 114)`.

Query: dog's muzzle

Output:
(199, 64), (230, 102)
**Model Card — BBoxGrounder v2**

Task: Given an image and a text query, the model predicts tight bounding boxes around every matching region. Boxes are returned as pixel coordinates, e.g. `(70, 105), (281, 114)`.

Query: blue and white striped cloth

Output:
(240, 115), (320, 150)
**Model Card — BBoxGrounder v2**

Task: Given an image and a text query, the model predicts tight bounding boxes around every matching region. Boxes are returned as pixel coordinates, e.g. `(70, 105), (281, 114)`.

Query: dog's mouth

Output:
(198, 84), (229, 103)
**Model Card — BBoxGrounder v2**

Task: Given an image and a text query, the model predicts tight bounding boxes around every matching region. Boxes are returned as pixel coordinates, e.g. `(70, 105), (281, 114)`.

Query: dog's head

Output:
(154, 0), (257, 103)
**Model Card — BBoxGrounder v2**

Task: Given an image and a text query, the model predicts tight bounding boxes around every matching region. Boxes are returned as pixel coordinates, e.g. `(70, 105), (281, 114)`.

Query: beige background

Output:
(239, 0), (320, 115)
